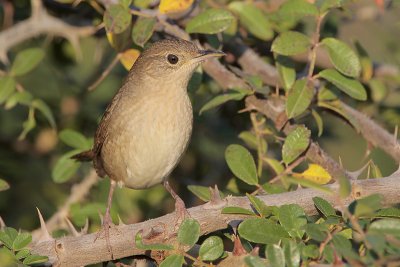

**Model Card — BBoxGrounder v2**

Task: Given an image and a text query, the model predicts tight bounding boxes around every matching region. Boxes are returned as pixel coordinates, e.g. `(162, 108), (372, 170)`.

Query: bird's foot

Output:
(94, 212), (114, 259)
(173, 196), (190, 228)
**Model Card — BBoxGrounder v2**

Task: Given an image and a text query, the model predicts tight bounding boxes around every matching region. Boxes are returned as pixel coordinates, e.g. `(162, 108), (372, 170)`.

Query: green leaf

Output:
(52, 150), (82, 183)
(222, 206), (255, 216)
(322, 38), (361, 78)
(319, 69), (366, 100)
(369, 79), (387, 102)
(135, 231), (174, 250)
(0, 179), (10, 191)
(0, 229), (14, 249)
(186, 9), (234, 34)
(229, 2), (273, 41)
(10, 48), (45, 76)
(4, 91), (33, 110)
(311, 109), (323, 137)
(246, 194), (272, 217)
(278, 0), (318, 19)
(282, 239), (300, 267)
(349, 194), (383, 217)
(244, 256), (265, 267)
(104, 4), (131, 34)
(266, 244), (285, 267)
(159, 254), (184, 267)
(31, 99), (56, 128)
(225, 144), (258, 185)
(312, 197), (336, 217)
(375, 208), (400, 218)
(278, 204), (307, 239)
(199, 236), (224, 261)
(318, 0), (342, 13)
(59, 129), (91, 150)
(22, 254), (49, 265)
(199, 92), (245, 115)
(12, 233), (32, 251)
(275, 55), (296, 92)
(286, 79), (314, 119)
(132, 17), (156, 47)
(15, 249), (30, 260)
(282, 126), (311, 165)
(302, 244), (319, 259)
(304, 223), (328, 242)
(272, 31), (310, 56)
(177, 218), (200, 247)
(0, 76), (16, 104)
(318, 84), (340, 101)
(238, 218), (289, 244)
(369, 219), (400, 237)
(331, 235), (359, 260)
(187, 185), (223, 202)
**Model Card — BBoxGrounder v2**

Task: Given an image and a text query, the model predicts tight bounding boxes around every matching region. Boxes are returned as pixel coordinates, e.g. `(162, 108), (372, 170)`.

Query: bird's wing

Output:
(92, 90), (124, 177)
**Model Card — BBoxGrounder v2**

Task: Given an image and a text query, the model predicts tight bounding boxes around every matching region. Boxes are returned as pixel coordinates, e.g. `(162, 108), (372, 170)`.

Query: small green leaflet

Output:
(272, 31), (310, 56)
(282, 126), (311, 165)
(228, 2), (273, 41)
(177, 218), (200, 247)
(319, 69), (367, 101)
(225, 144), (258, 185)
(104, 4), (131, 34)
(132, 17), (156, 47)
(322, 38), (361, 78)
(186, 9), (234, 34)
(199, 92), (245, 115)
(286, 79), (314, 119)
(10, 48), (45, 76)
(199, 236), (224, 261)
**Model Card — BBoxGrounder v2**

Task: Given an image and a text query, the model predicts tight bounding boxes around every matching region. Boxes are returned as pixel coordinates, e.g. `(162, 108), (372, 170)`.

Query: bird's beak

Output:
(191, 49), (225, 64)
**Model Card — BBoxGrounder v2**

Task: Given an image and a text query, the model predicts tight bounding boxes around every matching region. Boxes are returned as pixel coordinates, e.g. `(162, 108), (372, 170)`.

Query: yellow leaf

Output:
(119, 49), (140, 70)
(295, 164), (332, 184)
(159, 0), (194, 14)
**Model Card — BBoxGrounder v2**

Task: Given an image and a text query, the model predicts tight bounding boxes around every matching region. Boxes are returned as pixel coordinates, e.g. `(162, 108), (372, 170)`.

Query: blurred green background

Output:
(0, 0), (399, 235)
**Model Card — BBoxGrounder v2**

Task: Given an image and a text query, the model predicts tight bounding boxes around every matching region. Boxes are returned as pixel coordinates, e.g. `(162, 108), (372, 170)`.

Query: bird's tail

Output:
(71, 150), (94, 161)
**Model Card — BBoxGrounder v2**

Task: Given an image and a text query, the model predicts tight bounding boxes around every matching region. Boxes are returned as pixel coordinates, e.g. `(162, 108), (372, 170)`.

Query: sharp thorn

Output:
(36, 207), (53, 242)
(81, 218), (89, 235)
(65, 218), (80, 237)
(0, 216), (5, 229)
(118, 215), (125, 226)
(348, 160), (371, 180)
(98, 212), (104, 225)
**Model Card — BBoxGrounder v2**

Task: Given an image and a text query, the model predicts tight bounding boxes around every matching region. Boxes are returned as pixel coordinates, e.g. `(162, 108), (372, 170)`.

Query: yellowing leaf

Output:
(119, 49), (140, 70)
(295, 164), (331, 184)
(159, 0), (194, 14)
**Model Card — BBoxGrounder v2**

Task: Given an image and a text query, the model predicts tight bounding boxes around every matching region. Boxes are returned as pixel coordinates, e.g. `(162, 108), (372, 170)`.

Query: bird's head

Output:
(131, 38), (225, 87)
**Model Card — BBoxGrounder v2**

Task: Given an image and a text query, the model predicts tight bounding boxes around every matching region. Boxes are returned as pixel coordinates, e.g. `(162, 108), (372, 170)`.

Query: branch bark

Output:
(30, 175), (400, 266)
(0, 0), (95, 62)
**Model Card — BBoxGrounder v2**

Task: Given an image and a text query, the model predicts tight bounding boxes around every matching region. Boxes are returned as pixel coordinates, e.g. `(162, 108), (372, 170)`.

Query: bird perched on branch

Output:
(72, 38), (224, 257)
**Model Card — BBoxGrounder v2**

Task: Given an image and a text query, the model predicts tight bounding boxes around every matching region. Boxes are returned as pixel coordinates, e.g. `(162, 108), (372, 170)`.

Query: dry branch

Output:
(31, 169), (99, 240)
(30, 175), (400, 266)
(0, 0), (95, 62)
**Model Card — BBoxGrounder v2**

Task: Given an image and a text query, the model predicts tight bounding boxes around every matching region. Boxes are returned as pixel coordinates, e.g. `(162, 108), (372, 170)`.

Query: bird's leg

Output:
(163, 180), (189, 224)
(95, 180), (116, 258)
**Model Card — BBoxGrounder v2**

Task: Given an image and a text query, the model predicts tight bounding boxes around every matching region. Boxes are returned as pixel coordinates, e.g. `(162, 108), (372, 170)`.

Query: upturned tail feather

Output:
(71, 150), (94, 161)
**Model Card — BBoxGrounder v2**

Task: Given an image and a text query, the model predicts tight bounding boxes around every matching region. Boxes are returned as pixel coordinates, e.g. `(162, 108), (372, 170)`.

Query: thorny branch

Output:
(30, 176), (400, 266)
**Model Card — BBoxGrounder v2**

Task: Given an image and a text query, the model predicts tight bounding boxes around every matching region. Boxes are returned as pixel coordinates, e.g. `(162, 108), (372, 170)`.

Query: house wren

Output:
(73, 38), (224, 255)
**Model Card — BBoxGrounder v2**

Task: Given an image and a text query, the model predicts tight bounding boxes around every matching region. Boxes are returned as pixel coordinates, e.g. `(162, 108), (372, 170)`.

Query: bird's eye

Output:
(167, 54), (179, 64)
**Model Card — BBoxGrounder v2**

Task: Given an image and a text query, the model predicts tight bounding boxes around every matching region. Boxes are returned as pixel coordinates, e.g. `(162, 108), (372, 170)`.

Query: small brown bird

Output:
(73, 38), (224, 255)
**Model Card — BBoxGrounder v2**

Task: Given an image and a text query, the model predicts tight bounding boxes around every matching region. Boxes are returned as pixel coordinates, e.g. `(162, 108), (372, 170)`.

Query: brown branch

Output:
(31, 169), (99, 241)
(228, 43), (400, 163)
(340, 103), (400, 162)
(0, 0), (96, 63)
(30, 175), (400, 266)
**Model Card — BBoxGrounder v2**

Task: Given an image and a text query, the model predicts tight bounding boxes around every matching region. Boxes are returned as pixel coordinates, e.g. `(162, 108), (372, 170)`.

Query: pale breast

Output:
(101, 90), (193, 189)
